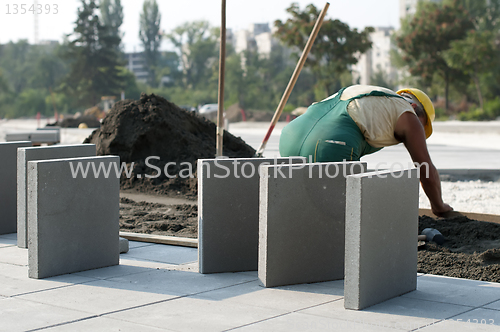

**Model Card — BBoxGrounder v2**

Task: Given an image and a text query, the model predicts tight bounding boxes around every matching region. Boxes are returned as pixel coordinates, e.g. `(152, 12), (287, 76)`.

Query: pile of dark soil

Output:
(84, 93), (256, 198)
(418, 215), (500, 282)
(120, 197), (197, 238)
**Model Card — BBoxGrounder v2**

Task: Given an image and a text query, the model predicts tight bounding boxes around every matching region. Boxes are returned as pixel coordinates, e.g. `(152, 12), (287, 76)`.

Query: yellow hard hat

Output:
(396, 88), (435, 138)
(78, 122), (88, 129)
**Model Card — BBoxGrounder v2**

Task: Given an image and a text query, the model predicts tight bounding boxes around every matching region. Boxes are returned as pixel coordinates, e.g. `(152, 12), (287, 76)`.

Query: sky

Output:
(0, 0), (401, 52)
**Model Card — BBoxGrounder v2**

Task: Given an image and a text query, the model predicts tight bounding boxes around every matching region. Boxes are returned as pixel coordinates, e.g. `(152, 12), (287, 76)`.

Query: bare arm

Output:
(394, 112), (452, 217)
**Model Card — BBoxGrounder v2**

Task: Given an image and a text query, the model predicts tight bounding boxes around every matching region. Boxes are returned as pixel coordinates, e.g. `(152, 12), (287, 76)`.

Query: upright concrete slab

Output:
(258, 162), (366, 288)
(0, 141), (32, 235)
(344, 169), (419, 310)
(198, 157), (305, 274)
(28, 156), (120, 279)
(17, 144), (96, 248)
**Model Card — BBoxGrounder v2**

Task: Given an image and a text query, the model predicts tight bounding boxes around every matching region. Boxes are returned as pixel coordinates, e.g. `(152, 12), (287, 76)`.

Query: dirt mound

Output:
(84, 93), (256, 198)
(418, 214), (500, 282)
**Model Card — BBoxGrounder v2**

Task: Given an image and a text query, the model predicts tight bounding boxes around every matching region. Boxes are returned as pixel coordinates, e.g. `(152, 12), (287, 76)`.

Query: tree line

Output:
(1, 0), (500, 120)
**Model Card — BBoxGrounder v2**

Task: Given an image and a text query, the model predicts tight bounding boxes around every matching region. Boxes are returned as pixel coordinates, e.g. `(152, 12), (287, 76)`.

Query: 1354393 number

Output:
(6, 4), (59, 14)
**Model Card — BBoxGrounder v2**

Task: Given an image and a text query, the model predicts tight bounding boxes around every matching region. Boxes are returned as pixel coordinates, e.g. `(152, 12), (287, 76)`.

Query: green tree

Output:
(396, 0), (474, 110)
(62, 0), (124, 107)
(443, 30), (498, 110)
(274, 3), (373, 98)
(139, 0), (162, 86)
(0, 69), (10, 94)
(0, 40), (32, 94)
(100, 0), (124, 52)
(167, 21), (218, 90)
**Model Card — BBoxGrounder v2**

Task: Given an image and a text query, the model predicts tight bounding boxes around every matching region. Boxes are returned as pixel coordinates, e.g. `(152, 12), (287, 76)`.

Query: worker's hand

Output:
(432, 203), (453, 218)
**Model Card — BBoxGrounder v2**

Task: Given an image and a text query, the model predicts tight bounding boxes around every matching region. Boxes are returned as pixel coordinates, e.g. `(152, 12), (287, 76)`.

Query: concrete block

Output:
(6, 131), (59, 144)
(198, 157), (306, 274)
(344, 169), (419, 310)
(258, 162), (367, 288)
(119, 237), (129, 254)
(37, 127), (61, 143)
(17, 144), (96, 248)
(28, 156), (120, 279)
(29, 130), (59, 143)
(5, 133), (31, 141)
(0, 141), (32, 235)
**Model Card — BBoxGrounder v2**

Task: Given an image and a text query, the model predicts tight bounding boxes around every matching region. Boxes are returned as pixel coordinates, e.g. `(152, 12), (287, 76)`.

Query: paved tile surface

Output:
(1, 233), (500, 331)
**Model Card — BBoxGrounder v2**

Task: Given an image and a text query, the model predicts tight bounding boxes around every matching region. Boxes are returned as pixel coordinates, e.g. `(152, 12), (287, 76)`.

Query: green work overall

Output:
(279, 87), (404, 162)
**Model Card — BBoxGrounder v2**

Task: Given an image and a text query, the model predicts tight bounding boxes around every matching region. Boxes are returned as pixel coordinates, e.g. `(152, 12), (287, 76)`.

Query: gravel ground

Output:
(419, 180), (500, 215)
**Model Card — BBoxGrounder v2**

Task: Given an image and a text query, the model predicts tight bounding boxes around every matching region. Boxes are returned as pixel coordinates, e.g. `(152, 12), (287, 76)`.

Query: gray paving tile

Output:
(193, 280), (342, 311)
(418, 274), (498, 288)
(0, 246), (27, 266)
(0, 267), (96, 297)
(401, 275), (500, 307)
(0, 233), (17, 240)
(484, 299), (500, 311)
(0, 233), (17, 247)
(298, 296), (472, 330)
(126, 244), (198, 264)
(43, 316), (174, 331)
(103, 268), (258, 296)
(119, 257), (179, 270)
(0, 261), (28, 278)
(72, 263), (154, 280)
(418, 317), (500, 331)
(234, 312), (406, 332)
(127, 240), (156, 249)
(451, 308), (500, 326)
(106, 296), (289, 332)
(17, 279), (178, 315)
(307, 279), (345, 290)
(0, 297), (92, 332)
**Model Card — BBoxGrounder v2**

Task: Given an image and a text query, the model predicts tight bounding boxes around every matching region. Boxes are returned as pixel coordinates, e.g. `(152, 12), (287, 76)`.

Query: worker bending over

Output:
(279, 85), (452, 217)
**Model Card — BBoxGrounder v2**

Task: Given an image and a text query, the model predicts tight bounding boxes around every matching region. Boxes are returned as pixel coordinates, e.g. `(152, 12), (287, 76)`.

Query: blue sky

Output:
(0, 0), (400, 52)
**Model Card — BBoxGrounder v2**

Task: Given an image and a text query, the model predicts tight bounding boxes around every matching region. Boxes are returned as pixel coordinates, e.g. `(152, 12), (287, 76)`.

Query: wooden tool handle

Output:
(255, 2), (330, 157)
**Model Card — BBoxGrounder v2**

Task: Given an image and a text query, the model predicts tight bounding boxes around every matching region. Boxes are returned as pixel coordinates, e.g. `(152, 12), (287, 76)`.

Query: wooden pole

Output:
(255, 2), (330, 157)
(216, 0), (227, 157)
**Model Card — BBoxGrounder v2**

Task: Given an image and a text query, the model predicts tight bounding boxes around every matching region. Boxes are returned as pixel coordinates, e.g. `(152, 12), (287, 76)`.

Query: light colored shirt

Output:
(330, 85), (415, 148)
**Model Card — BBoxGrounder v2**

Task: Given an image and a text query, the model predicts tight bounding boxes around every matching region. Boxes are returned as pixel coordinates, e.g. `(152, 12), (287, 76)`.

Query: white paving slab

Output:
(0, 233), (18, 247)
(193, 280), (342, 311)
(234, 311), (404, 332)
(0, 269), (96, 297)
(418, 318), (500, 331)
(0, 233), (17, 240)
(107, 296), (289, 332)
(449, 308), (500, 326)
(0, 241), (499, 331)
(102, 269), (258, 296)
(402, 275), (500, 307)
(484, 299), (500, 311)
(125, 244), (198, 264)
(298, 296), (472, 331)
(41, 316), (173, 332)
(119, 257), (180, 271)
(127, 240), (156, 249)
(0, 246), (28, 266)
(72, 263), (155, 280)
(0, 297), (92, 332)
(17, 279), (179, 315)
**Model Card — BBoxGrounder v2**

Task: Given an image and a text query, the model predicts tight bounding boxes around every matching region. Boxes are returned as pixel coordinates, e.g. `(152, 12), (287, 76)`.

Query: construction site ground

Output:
(1, 118), (500, 330)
